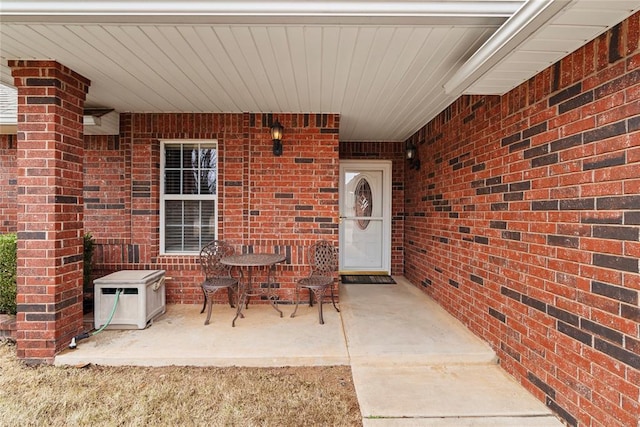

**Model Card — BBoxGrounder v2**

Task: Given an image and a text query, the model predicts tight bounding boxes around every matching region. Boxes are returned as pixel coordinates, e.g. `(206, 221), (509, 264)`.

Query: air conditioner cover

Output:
(94, 270), (166, 330)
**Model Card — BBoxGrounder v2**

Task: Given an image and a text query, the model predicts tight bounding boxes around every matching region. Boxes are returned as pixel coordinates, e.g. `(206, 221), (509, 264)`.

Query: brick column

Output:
(9, 60), (90, 363)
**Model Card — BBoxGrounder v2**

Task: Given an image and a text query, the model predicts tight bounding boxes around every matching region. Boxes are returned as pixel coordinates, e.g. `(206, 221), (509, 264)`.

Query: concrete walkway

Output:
(55, 277), (561, 426)
(341, 280), (561, 426)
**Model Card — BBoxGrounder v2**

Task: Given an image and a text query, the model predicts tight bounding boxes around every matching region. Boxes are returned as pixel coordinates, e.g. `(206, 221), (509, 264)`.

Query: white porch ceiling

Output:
(1, 1), (638, 141)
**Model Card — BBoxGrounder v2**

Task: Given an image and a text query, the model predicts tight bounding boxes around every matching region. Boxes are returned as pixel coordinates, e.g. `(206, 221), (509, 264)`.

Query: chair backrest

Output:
(200, 240), (235, 279)
(308, 240), (337, 276)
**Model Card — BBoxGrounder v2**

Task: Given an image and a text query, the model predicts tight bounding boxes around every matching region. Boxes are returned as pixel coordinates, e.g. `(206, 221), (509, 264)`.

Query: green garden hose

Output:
(69, 288), (122, 349)
(92, 288), (122, 335)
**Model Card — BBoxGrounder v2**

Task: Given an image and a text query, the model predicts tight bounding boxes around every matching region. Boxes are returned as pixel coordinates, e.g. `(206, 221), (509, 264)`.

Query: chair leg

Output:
(200, 287), (207, 314)
(316, 287), (326, 325)
(290, 285), (301, 318)
(204, 293), (214, 325)
(330, 284), (340, 313)
(226, 287), (235, 308)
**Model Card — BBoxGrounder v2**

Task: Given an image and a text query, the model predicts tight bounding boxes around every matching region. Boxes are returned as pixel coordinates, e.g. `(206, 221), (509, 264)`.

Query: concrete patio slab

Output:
(55, 302), (348, 367)
(54, 276), (562, 426)
(354, 364), (559, 425)
(340, 281), (496, 365)
(340, 279), (562, 426)
(362, 415), (562, 426)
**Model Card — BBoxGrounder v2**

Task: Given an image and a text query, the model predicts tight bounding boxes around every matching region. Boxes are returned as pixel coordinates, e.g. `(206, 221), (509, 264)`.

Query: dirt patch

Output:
(0, 339), (362, 426)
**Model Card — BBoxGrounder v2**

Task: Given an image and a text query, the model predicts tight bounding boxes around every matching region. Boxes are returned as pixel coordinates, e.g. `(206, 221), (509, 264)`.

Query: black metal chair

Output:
(290, 240), (340, 324)
(199, 240), (238, 325)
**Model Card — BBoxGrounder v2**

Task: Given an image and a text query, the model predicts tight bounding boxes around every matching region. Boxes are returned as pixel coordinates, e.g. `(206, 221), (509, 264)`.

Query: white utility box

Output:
(94, 270), (166, 330)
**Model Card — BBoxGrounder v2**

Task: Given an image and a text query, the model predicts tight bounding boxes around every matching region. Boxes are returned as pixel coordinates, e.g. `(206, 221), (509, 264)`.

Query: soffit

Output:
(465, 1), (640, 94)
(1, 1), (638, 141)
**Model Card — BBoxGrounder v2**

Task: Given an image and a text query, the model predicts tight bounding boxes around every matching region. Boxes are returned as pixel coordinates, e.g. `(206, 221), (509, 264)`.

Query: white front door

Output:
(339, 160), (392, 273)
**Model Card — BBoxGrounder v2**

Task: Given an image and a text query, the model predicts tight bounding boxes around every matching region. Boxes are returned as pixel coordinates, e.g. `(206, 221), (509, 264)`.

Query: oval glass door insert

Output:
(354, 178), (372, 230)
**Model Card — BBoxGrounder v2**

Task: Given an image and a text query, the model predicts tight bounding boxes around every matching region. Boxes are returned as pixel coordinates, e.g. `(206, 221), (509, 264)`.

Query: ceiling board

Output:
(2, 1), (639, 140)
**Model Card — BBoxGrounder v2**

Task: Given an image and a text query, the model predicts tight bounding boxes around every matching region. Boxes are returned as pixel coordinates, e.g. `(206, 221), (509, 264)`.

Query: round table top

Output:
(220, 253), (286, 267)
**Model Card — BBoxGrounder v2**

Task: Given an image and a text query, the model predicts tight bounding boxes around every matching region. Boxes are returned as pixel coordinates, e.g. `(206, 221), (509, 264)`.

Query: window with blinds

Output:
(160, 140), (218, 254)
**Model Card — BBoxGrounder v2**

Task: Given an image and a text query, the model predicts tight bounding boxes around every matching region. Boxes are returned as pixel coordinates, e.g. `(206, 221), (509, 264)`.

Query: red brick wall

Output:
(404, 14), (640, 427)
(10, 60), (90, 363)
(84, 134), (131, 241)
(339, 141), (406, 275)
(85, 112), (340, 305)
(0, 135), (17, 234)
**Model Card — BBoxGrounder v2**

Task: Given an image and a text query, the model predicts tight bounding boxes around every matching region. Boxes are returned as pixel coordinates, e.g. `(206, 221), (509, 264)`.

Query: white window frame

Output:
(160, 139), (218, 255)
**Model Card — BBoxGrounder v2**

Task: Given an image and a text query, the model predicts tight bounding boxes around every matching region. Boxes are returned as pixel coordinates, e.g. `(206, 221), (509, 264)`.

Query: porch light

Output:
(271, 120), (284, 156)
(405, 140), (420, 170)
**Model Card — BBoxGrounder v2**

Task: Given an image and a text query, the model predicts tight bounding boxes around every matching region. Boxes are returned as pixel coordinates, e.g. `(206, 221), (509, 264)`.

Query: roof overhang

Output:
(1, 1), (639, 140)
(1, 1), (522, 24)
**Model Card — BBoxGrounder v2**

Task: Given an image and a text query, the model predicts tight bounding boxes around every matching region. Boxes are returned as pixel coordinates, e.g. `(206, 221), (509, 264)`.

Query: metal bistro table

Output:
(221, 253), (286, 327)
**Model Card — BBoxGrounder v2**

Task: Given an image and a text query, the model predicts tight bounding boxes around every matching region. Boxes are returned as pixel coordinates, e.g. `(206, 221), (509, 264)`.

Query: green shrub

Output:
(0, 233), (95, 315)
(83, 233), (95, 290)
(83, 233), (96, 314)
(0, 233), (17, 315)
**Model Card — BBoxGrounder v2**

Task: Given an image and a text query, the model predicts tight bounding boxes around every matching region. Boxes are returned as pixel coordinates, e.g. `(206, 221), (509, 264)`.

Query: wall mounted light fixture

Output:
(271, 120), (284, 156)
(405, 140), (420, 170)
